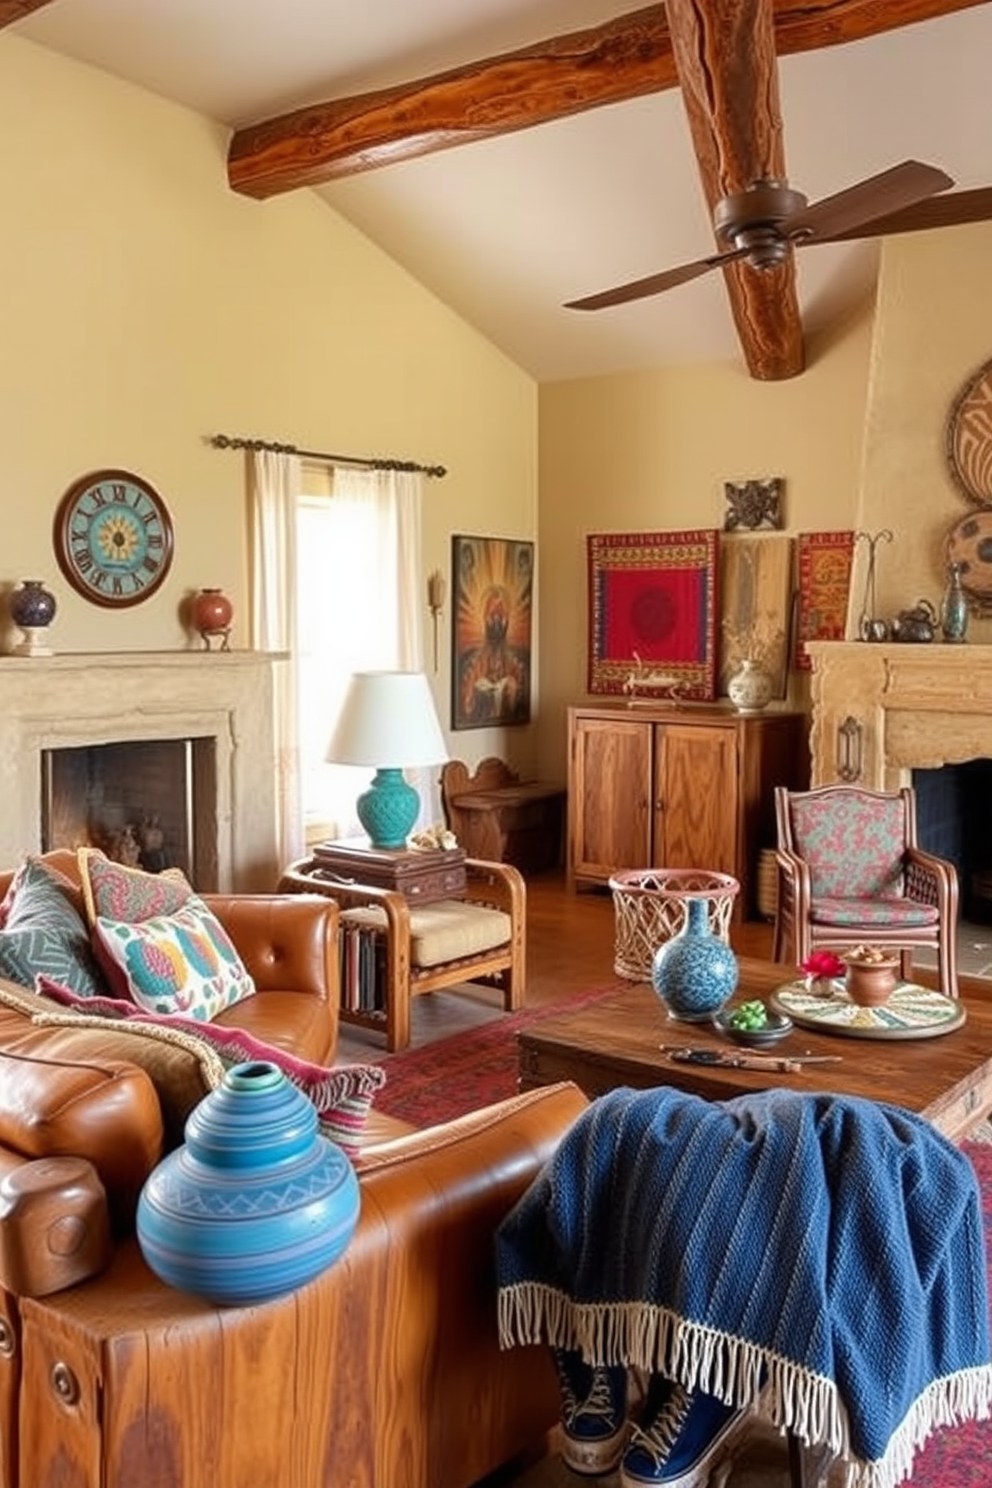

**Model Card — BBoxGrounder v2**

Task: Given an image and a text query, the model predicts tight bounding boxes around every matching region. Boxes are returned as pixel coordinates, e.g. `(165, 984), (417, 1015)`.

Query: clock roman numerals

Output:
(54, 468), (174, 609)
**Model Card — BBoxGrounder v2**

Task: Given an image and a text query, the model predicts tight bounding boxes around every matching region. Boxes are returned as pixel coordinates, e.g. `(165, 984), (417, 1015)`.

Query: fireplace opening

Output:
(913, 761), (992, 924)
(41, 737), (219, 891)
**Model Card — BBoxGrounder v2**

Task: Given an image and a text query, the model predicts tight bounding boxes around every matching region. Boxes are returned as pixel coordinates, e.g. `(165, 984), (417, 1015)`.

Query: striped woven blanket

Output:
(496, 1086), (992, 1488)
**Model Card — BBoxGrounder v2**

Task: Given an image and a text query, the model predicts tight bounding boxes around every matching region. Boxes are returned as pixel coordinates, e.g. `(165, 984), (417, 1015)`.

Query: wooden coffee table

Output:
(517, 957), (992, 1142)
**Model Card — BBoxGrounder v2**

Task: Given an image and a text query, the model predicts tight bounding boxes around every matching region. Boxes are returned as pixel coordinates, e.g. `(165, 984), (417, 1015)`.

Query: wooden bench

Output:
(441, 758), (565, 875)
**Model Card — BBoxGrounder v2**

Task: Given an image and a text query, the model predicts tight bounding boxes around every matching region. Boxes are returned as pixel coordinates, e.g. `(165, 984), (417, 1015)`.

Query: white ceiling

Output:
(14, 0), (992, 381)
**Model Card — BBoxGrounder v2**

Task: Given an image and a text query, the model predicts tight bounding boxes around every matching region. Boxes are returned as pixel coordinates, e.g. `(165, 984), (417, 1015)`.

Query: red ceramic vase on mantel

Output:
(191, 588), (233, 651)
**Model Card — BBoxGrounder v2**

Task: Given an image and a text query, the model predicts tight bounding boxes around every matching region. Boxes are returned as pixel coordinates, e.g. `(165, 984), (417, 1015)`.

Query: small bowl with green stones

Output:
(713, 999), (793, 1047)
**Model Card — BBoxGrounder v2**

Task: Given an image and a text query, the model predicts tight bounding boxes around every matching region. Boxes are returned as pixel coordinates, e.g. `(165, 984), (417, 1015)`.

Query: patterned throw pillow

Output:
(77, 848), (192, 927)
(92, 895), (256, 1020)
(0, 856), (105, 997)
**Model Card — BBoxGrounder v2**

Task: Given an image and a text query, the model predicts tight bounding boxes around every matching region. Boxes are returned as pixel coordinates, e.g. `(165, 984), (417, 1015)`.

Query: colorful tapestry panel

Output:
(587, 530), (719, 701)
(795, 531), (855, 671)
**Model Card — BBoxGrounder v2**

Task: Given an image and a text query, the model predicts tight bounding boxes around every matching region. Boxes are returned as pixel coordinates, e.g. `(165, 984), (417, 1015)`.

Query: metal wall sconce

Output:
(427, 569), (446, 672)
(837, 715), (863, 782)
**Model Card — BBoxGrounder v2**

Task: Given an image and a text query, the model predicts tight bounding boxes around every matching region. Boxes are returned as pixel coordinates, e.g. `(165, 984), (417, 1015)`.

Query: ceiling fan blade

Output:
(784, 160), (953, 244)
(565, 245), (749, 311)
(817, 186), (992, 244)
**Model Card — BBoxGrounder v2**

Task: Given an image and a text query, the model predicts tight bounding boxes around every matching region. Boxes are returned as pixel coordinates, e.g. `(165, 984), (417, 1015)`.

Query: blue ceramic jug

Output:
(650, 896), (739, 1022)
(137, 1061), (360, 1306)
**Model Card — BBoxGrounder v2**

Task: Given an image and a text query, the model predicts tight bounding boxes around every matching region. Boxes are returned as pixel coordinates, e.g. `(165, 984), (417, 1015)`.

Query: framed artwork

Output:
(451, 534), (533, 729)
(587, 529), (719, 702)
(718, 534), (794, 699)
(794, 531), (855, 670)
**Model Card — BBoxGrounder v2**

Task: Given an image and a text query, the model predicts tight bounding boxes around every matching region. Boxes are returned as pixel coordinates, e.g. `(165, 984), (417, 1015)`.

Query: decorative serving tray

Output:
(769, 980), (967, 1040)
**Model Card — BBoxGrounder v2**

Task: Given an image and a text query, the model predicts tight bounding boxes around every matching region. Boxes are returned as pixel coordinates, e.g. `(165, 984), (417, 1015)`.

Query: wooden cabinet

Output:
(567, 704), (808, 917)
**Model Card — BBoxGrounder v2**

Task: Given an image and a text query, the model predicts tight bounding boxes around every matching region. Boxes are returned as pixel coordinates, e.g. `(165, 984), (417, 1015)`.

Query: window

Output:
(295, 463), (428, 842)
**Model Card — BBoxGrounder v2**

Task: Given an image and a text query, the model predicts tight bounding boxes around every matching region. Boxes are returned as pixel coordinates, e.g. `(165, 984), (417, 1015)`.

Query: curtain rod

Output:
(209, 432), (446, 478)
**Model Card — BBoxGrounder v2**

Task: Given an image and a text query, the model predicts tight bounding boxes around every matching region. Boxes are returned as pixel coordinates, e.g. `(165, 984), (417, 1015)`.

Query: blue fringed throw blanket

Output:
(496, 1087), (992, 1488)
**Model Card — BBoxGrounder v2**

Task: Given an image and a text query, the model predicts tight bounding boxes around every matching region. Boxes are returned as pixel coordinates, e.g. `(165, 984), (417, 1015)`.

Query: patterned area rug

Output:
(372, 981), (627, 1125)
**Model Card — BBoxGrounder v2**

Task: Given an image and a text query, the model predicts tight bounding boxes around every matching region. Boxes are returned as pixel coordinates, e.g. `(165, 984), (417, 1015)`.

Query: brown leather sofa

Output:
(0, 852), (587, 1488)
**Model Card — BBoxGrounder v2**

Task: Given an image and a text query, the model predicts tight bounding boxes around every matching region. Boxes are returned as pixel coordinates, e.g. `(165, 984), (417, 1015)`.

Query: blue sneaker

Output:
(553, 1348), (629, 1476)
(620, 1383), (751, 1487)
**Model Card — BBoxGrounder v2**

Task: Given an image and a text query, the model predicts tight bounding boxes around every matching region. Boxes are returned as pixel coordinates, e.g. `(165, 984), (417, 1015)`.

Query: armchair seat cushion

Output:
(811, 896), (940, 929)
(342, 900), (511, 968)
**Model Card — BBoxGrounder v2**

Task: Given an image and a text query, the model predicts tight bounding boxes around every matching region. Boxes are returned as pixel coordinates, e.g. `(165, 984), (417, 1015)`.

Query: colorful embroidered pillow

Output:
(0, 856), (105, 997)
(77, 848), (192, 927)
(92, 895), (256, 1020)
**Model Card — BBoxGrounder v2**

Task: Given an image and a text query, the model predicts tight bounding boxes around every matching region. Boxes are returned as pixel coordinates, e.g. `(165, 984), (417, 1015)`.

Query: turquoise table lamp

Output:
(327, 671), (448, 849)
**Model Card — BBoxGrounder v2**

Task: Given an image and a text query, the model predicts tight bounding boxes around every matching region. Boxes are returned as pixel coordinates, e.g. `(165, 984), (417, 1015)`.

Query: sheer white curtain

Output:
(295, 464), (442, 841)
(248, 448), (304, 867)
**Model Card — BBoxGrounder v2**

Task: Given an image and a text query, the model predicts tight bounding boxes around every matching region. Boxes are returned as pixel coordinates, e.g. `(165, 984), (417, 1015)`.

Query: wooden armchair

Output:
(278, 855), (526, 1051)
(772, 784), (959, 999)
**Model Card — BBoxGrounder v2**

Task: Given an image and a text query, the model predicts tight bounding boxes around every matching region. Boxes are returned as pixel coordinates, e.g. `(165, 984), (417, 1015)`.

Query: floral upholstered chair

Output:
(772, 784), (959, 999)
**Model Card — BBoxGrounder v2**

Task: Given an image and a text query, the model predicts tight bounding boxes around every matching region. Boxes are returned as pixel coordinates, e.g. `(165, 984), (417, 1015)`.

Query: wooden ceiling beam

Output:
(0, 0), (59, 23)
(227, 0), (986, 198)
(665, 0), (804, 379)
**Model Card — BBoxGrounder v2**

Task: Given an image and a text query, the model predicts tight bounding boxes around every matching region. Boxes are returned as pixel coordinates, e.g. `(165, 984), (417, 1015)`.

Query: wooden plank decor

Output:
(719, 534), (793, 699)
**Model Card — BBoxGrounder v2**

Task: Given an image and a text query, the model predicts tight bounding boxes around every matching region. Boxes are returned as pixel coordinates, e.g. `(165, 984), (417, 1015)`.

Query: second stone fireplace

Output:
(806, 641), (992, 919)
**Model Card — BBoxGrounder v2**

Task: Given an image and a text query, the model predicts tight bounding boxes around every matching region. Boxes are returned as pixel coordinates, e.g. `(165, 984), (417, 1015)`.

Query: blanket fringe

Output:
(498, 1285), (992, 1488)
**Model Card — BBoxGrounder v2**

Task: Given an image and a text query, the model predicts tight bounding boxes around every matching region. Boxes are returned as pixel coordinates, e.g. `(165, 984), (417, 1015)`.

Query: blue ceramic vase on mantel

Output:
(650, 896), (739, 1022)
(136, 1060), (360, 1306)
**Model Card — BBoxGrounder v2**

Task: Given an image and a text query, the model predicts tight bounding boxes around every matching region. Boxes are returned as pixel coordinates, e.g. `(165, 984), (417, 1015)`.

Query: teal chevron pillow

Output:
(0, 856), (105, 997)
(92, 895), (256, 1019)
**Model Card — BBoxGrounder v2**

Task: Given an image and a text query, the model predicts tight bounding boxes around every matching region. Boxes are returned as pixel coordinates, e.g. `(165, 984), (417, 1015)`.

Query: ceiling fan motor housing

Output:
(713, 180), (809, 267)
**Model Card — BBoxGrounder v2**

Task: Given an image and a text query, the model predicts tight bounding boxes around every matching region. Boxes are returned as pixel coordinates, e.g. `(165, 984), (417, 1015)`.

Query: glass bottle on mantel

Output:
(940, 561), (969, 644)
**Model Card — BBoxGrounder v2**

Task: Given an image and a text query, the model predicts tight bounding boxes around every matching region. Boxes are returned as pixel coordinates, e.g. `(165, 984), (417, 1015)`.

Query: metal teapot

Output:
(890, 598), (937, 643)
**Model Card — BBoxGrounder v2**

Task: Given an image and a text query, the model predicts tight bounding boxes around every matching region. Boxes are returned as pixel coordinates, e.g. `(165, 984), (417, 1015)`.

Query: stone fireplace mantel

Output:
(0, 650), (286, 891)
(806, 642), (992, 787)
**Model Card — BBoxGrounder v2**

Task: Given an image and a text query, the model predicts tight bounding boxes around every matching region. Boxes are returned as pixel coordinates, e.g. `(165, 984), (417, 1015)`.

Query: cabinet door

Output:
(569, 716), (652, 886)
(654, 723), (739, 874)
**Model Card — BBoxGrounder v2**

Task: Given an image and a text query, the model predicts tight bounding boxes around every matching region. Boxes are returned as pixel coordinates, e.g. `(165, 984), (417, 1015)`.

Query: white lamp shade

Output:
(326, 671), (449, 768)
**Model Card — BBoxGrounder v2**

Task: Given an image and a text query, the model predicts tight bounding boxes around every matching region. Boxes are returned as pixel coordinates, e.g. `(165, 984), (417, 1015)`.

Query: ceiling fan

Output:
(566, 160), (992, 312)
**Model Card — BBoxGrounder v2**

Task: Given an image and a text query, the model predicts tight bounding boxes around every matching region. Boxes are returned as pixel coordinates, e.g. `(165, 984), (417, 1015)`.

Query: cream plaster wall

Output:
(853, 223), (992, 636)
(536, 308), (874, 777)
(0, 36), (538, 772)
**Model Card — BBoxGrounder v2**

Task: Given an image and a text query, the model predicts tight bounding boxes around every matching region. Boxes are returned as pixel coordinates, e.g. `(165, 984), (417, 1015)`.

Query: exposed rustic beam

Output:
(227, 0), (987, 198)
(0, 0), (59, 23)
(228, 7), (675, 198)
(665, 0), (803, 379)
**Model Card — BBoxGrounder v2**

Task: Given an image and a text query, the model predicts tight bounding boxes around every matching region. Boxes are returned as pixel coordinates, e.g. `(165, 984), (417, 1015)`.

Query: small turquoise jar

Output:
(651, 895), (739, 1022)
(137, 1061), (360, 1306)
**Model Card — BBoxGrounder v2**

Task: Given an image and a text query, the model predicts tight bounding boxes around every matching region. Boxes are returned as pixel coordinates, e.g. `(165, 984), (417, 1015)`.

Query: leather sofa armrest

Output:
(355, 1081), (588, 1171)
(202, 893), (338, 1002)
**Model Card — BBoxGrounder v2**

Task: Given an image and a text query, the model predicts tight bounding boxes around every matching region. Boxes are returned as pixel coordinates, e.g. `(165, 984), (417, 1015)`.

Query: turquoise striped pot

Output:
(651, 895), (739, 1022)
(136, 1061), (360, 1306)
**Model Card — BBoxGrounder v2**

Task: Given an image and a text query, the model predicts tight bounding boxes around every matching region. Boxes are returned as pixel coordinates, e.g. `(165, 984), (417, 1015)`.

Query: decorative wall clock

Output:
(53, 468), (174, 607)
